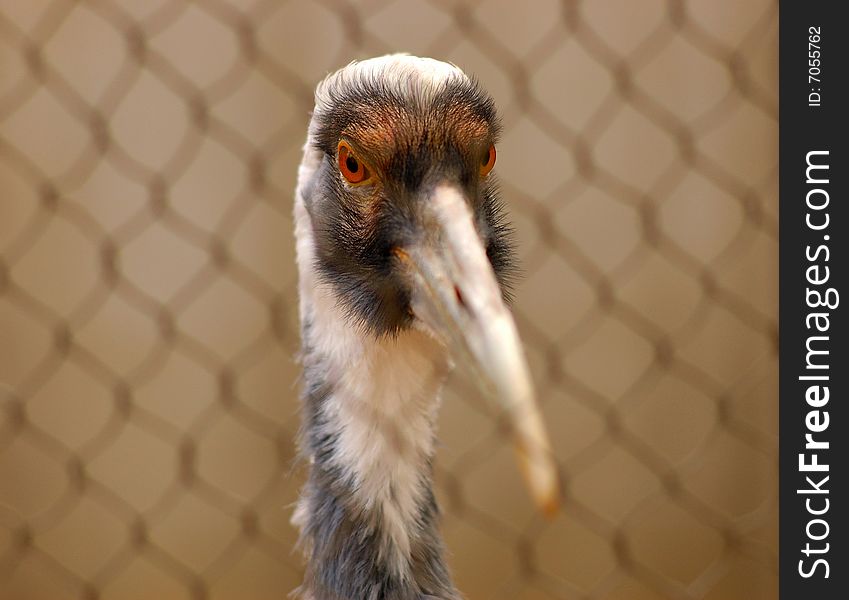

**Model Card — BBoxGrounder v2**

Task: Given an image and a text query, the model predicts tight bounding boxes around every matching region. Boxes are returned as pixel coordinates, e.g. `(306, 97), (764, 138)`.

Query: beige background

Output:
(0, 1), (777, 599)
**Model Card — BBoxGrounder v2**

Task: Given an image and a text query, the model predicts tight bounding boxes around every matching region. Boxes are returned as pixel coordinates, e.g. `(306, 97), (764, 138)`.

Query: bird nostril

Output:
(454, 285), (466, 309)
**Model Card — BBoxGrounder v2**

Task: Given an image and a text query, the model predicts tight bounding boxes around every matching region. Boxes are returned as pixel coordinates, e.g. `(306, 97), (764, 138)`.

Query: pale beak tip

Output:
(519, 451), (561, 518)
(541, 494), (561, 520)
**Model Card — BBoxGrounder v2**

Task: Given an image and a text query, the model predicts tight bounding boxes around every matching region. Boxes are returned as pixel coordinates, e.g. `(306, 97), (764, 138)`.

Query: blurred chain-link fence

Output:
(1, 1), (777, 599)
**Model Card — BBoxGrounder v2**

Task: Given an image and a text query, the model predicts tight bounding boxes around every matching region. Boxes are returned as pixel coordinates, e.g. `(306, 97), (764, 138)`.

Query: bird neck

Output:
(293, 164), (459, 599)
(294, 299), (459, 599)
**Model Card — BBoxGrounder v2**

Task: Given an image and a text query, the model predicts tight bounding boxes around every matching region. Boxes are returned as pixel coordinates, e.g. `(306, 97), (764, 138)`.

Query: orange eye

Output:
(338, 141), (372, 185)
(480, 144), (496, 177)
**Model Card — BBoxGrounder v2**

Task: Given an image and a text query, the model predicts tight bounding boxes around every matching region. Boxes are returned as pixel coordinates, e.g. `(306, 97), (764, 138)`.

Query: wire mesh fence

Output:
(1, 0), (777, 599)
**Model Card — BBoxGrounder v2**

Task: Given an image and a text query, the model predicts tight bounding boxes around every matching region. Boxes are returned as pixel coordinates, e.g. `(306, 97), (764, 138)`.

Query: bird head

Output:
(298, 55), (559, 514)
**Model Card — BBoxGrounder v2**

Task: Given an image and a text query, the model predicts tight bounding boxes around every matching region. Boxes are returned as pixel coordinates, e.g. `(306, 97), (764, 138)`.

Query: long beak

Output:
(396, 184), (560, 516)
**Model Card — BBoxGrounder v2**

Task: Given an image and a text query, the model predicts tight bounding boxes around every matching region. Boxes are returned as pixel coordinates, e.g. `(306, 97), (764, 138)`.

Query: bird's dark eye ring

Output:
(338, 141), (372, 185)
(480, 144), (496, 177)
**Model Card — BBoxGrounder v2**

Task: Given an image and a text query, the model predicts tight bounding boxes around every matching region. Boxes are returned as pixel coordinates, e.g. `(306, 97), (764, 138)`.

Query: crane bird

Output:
(292, 54), (559, 600)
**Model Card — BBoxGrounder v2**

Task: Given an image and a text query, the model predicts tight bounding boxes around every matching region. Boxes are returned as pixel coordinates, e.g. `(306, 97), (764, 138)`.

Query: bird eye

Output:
(480, 144), (496, 177)
(338, 141), (372, 185)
